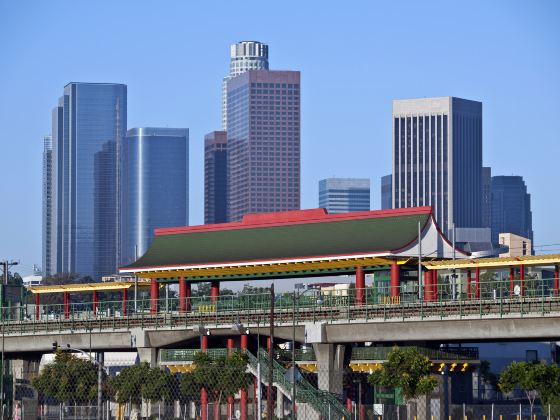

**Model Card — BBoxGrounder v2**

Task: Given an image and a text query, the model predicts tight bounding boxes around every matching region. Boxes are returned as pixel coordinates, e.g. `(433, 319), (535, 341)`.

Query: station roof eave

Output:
(424, 253), (560, 270)
(29, 281), (152, 294)
(120, 207), (466, 281)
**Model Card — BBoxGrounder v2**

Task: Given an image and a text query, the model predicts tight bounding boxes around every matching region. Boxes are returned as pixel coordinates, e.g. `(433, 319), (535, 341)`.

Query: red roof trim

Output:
(155, 207), (433, 236)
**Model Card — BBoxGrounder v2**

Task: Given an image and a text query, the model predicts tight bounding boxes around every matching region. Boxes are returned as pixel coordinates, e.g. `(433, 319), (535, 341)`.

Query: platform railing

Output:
(3, 277), (560, 334)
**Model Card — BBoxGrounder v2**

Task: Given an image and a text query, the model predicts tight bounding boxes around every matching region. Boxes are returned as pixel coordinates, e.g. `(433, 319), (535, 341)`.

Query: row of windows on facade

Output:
(250, 102), (300, 108)
(251, 106), (299, 111)
(250, 83), (299, 89)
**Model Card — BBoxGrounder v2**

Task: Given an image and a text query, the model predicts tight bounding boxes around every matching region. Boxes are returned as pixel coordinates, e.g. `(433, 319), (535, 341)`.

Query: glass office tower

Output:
(491, 175), (533, 244)
(227, 70), (301, 222)
(42, 135), (54, 276)
(120, 128), (189, 266)
(392, 97), (483, 235)
(380, 174), (392, 210)
(52, 82), (127, 279)
(204, 131), (228, 224)
(319, 178), (370, 213)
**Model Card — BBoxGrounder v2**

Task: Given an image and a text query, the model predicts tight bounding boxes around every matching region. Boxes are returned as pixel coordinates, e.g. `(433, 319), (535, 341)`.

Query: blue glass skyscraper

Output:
(52, 82), (127, 279)
(319, 178), (370, 213)
(120, 128), (189, 266)
(491, 175), (533, 244)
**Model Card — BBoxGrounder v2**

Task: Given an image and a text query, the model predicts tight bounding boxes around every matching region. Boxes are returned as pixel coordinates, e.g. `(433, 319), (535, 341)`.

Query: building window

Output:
(526, 350), (538, 362)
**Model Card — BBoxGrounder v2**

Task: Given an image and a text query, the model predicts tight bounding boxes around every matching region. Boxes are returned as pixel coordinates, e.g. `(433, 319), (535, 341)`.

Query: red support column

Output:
(122, 288), (128, 315)
(186, 282), (192, 311)
(475, 267), (481, 299)
(466, 269), (472, 300)
(519, 264), (525, 297)
(92, 290), (99, 315)
(266, 336), (271, 352)
(179, 277), (187, 313)
(63, 291), (70, 319)
(554, 265), (559, 297)
(150, 278), (158, 314)
(390, 261), (400, 300)
(35, 293), (40, 321)
(423, 270), (432, 301)
(210, 281), (220, 303)
(240, 334), (248, 420)
(355, 266), (365, 306)
(509, 267), (515, 296)
(201, 335), (209, 351)
(432, 270), (438, 300)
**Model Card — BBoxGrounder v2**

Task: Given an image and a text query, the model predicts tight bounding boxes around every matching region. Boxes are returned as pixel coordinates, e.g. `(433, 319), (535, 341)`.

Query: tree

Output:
(182, 351), (251, 420)
(498, 361), (560, 418)
(109, 362), (173, 416)
(368, 347), (437, 403)
(32, 351), (99, 404)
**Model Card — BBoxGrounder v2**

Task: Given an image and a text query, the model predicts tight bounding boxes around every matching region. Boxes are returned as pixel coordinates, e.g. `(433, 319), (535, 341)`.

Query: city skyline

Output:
(1, 1), (559, 275)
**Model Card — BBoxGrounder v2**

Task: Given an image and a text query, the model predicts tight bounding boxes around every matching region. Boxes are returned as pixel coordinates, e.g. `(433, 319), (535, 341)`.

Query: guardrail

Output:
(350, 346), (479, 361)
(3, 281), (560, 335)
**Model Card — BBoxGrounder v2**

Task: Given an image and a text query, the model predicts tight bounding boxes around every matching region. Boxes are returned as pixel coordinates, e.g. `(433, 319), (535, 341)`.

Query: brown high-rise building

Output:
(204, 131), (228, 224)
(226, 70), (301, 222)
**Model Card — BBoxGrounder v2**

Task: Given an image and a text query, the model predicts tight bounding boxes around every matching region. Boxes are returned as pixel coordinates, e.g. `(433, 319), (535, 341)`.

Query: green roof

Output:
(124, 208), (431, 271)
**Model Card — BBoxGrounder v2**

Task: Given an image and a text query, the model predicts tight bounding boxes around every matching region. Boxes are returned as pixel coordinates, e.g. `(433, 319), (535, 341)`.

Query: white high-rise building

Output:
(222, 41), (269, 130)
(392, 97), (483, 236)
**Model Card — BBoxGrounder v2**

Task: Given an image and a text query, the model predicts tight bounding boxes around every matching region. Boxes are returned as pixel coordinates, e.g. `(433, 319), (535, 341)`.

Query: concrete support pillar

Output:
(276, 391), (284, 418)
(35, 294), (40, 321)
(63, 291), (70, 319)
(390, 261), (400, 299)
(150, 278), (158, 314)
(555, 265), (560, 297)
(520, 264), (525, 297)
(240, 334), (248, 420)
(466, 269), (472, 300)
(355, 266), (365, 306)
(137, 348), (157, 367)
(475, 267), (481, 299)
(122, 288), (128, 315)
(423, 271), (432, 301)
(210, 281), (220, 303)
(313, 343), (345, 396)
(12, 359), (40, 420)
(92, 290), (99, 315)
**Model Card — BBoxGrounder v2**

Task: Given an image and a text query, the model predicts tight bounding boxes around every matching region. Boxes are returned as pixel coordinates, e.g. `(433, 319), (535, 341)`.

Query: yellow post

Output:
(483, 416), (486, 420)
(500, 416), (503, 420)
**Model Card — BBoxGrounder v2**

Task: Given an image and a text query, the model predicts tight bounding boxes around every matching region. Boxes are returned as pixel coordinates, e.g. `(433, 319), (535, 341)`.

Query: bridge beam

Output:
(137, 348), (157, 367)
(313, 343), (345, 396)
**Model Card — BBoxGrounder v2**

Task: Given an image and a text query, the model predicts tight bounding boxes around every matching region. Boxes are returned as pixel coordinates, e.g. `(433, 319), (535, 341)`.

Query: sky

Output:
(0, 0), (559, 277)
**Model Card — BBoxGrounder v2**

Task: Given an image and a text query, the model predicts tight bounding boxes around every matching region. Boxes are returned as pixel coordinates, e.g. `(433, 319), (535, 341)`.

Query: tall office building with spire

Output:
(222, 41), (269, 130)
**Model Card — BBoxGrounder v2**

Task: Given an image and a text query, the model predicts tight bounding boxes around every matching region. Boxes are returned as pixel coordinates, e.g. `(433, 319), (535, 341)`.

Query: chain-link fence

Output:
(6, 350), (560, 420)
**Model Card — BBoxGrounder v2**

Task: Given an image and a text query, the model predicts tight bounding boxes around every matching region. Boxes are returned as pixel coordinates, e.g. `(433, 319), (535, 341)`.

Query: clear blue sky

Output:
(0, 0), (559, 276)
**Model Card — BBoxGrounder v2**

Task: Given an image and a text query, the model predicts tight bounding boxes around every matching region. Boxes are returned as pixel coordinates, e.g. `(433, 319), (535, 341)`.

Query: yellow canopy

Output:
(29, 281), (152, 294)
(423, 254), (560, 270)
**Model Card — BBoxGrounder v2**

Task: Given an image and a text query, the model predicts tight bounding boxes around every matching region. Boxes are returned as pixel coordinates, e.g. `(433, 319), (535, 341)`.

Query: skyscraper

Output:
(52, 82), (127, 279)
(227, 70), (301, 222)
(491, 175), (533, 244)
(120, 128), (189, 266)
(222, 41), (269, 130)
(319, 178), (370, 213)
(380, 174), (392, 210)
(392, 97), (482, 235)
(204, 131), (228, 224)
(42, 135), (54, 276)
(481, 166), (492, 228)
